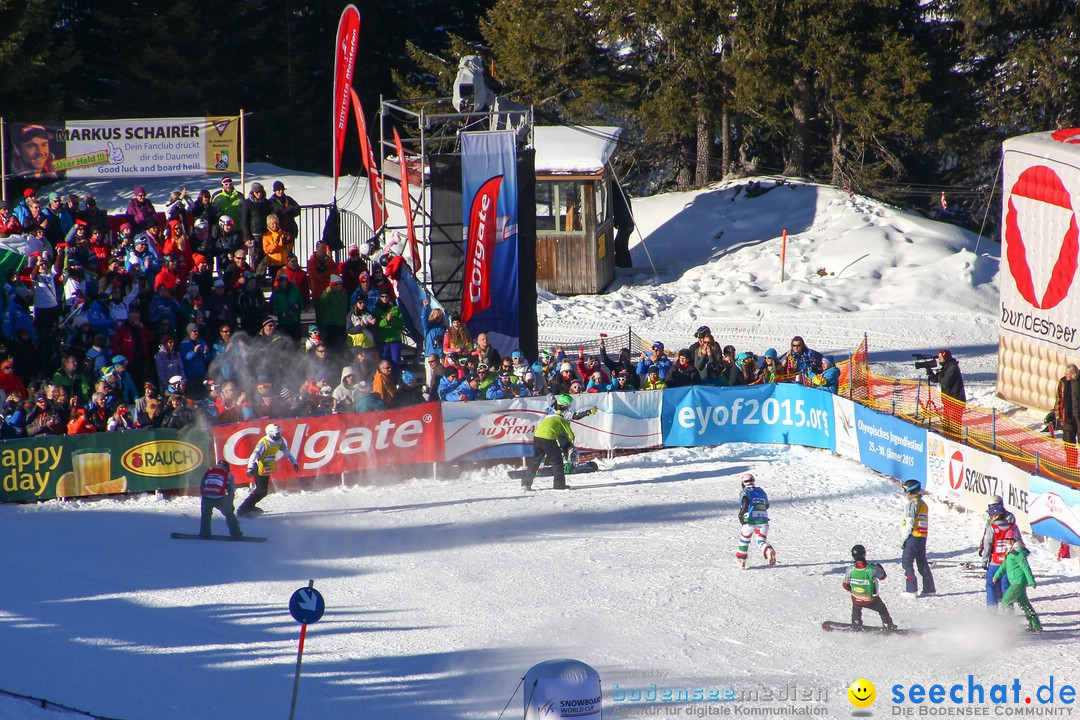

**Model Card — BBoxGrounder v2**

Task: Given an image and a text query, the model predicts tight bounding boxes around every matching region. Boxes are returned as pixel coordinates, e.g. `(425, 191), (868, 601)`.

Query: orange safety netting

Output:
(843, 335), (1080, 489)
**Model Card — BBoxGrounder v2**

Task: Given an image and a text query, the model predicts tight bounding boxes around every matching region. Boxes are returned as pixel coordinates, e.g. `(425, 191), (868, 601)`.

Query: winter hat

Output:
(262, 315), (278, 327)
(764, 348), (778, 360)
(329, 274), (342, 284)
(272, 180), (285, 191)
(0, 201), (9, 211)
(133, 185), (146, 196)
(221, 176), (232, 185)
(112, 355), (128, 365)
(511, 350), (524, 360)
(349, 245), (361, 256)
(186, 323), (199, 334)
(192, 253), (207, 266)
(401, 370), (417, 385)
(250, 182), (264, 194)
(652, 341), (664, 351)
(822, 356), (835, 366)
(48, 192), (60, 202)
(647, 365), (660, 375)
(559, 362), (573, 373)
(121, 222), (133, 232)
(723, 344), (736, 356)
(358, 272), (370, 281)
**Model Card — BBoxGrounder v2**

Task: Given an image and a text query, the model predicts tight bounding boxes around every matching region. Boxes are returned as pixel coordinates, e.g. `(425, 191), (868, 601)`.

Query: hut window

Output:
(536, 180), (585, 233)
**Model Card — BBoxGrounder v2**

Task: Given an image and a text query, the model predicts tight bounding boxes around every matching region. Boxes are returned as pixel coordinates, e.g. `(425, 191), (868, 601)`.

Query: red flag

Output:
(393, 128), (420, 271)
(350, 87), (386, 232)
(461, 175), (503, 323)
(332, 5), (361, 193)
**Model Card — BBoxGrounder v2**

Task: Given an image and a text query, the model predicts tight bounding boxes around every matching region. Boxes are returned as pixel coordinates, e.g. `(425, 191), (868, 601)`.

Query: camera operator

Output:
(925, 348), (966, 437)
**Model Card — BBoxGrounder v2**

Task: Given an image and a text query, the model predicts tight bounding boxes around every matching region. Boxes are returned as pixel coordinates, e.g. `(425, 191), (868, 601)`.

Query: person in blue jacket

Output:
(808, 355), (840, 393)
(486, 370), (531, 400)
(636, 341), (672, 380)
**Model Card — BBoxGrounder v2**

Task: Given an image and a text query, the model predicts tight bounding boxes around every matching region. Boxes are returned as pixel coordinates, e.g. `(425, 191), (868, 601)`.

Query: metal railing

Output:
(294, 203), (374, 263)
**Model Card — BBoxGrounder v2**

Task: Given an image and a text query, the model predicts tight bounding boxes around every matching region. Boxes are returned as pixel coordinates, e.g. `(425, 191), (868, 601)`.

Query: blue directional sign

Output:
(289, 585), (325, 624)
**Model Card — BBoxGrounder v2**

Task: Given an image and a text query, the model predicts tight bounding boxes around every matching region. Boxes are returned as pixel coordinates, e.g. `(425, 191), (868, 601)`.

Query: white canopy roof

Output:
(532, 126), (621, 174)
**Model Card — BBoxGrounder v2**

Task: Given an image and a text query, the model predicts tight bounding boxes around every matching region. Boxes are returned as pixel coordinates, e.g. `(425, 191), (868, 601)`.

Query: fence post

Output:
(992, 409), (996, 451)
(891, 399), (896, 417)
(1035, 451), (1040, 476)
(914, 379), (922, 421)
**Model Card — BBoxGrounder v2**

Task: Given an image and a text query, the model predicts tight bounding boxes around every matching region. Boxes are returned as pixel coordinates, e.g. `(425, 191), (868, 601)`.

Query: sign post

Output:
(287, 580), (326, 720)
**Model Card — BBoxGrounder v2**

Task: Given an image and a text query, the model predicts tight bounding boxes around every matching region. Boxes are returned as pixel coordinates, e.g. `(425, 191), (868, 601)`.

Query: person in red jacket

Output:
(199, 457), (244, 539)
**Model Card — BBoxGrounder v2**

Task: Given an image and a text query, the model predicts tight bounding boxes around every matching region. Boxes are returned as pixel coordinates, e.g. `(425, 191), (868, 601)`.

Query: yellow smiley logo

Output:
(848, 679), (876, 709)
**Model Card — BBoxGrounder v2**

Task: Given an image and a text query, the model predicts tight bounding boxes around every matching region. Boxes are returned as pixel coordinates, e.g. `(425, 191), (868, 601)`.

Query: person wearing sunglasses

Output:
(779, 335), (822, 375)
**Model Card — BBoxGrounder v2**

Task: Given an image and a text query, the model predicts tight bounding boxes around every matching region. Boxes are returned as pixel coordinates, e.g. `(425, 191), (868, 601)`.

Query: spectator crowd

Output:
(0, 178), (842, 440)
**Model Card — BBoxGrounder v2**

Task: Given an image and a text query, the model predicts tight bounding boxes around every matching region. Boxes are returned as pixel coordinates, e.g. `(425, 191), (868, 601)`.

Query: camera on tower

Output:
(452, 55), (490, 113)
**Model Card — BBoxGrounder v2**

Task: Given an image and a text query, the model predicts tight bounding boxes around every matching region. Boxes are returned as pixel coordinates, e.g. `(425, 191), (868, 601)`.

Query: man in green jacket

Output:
(993, 529), (1042, 632)
(520, 394), (576, 491)
(315, 274), (349, 354)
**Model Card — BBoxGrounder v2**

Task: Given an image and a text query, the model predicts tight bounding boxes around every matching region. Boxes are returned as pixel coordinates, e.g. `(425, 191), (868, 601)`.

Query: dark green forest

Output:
(2, 0), (1077, 217)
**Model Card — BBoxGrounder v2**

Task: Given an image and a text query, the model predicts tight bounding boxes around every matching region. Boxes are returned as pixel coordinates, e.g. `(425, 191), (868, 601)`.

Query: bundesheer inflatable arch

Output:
(998, 129), (1080, 412)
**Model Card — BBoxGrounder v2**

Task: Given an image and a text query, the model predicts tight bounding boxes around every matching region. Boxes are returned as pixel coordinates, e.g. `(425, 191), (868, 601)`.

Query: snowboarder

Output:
(520, 394), (576, 491)
(992, 528), (1041, 632)
(844, 544), (896, 630)
(981, 499), (1025, 606)
(735, 473), (776, 569)
(900, 479), (936, 596)
(199, 457), (243, 539)
(237, 423), (299, 517)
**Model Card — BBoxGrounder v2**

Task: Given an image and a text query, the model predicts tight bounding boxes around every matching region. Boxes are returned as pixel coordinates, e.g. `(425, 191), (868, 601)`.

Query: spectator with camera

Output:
(780, 335), (822, 375)
(637, 342), (672, 381)
(690, 326), (723, 380)
(925, 348), (966, 437)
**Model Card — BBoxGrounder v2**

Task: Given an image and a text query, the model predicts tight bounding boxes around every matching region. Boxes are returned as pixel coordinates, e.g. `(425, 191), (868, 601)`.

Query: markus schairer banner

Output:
(460, 130), (520, 356)
(7, 117), (240, 179)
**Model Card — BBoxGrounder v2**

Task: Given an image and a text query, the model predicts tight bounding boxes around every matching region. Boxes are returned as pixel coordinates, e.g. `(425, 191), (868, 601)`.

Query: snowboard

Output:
(821, 621), (916, 635)
(508, 461), (599, 480)
(171, 533), (267, 543)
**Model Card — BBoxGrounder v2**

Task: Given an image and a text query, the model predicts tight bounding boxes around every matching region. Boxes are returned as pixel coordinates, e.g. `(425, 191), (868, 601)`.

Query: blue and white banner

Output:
(441, 392), (662, 462)
(853, 405), (927, 484)
(662, 385), (834, 450)
(460, 130), (519, 356)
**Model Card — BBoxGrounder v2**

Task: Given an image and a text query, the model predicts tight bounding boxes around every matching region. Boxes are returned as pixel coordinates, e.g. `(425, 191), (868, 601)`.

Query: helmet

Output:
(219, 215), (234, 226)
(401, 370), (416, 385)
(265, 423), (281, 439)
(740, 472), (755, 487)
(554, 394), (573, 410)
(987, 502), (1005, 517)
(167, 375), (185, 394)
(1004, 527), (1018, 541)
(902, 479), (921, 494)
(851, 544), (866, 561)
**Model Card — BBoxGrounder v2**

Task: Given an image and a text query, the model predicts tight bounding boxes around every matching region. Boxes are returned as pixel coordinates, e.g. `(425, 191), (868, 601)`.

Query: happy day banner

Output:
(0, 428), (211, 503)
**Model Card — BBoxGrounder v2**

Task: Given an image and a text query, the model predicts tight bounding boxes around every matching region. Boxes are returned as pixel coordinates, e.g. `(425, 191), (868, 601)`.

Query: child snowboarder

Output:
(199, 457), (243, 539)
(844, 544), (896, 630)
(993, 529), (1042, 632)
(901, 479), (936, 596)
(735, 473), (776, 568)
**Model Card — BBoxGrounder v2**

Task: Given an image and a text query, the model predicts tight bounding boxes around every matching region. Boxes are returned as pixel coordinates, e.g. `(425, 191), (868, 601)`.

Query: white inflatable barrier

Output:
(524, 659), (602, 720)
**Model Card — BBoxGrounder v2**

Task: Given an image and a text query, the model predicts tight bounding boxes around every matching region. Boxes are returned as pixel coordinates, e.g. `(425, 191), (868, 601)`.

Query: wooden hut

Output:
(532, 126), (621, 295)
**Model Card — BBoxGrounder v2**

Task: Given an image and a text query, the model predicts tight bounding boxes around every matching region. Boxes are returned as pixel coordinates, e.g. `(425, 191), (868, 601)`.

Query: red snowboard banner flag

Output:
(332, 5), (361, 193)
(351, 87), (385, 232)
(393, 128), (421, 270)
(462, 175), (504, 323)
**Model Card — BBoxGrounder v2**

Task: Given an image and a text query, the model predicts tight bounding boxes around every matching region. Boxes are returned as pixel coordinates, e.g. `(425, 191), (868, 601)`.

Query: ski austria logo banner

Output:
(927, 438), (1032, 532)
(332, 4), (361, 192)
(852, 404), (926, 485)
(441, 393), (662, 462)
(212, 403), (443, 483)
(460, 130), (520, 355)
(7, 117), (240, 179)
(1028, 475), (1080, 544)
(1000, 131), (1080, 352)
(662, 384), (834, 450)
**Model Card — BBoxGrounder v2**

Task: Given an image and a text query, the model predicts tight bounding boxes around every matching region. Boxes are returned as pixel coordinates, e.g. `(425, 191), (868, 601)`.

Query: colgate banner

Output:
(212, 403), (443, 483)
(332, 4), (361, 193)
(462, 175), (502, 320)
(350, 87), (385, 232)
(460, 130), (519, 355)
